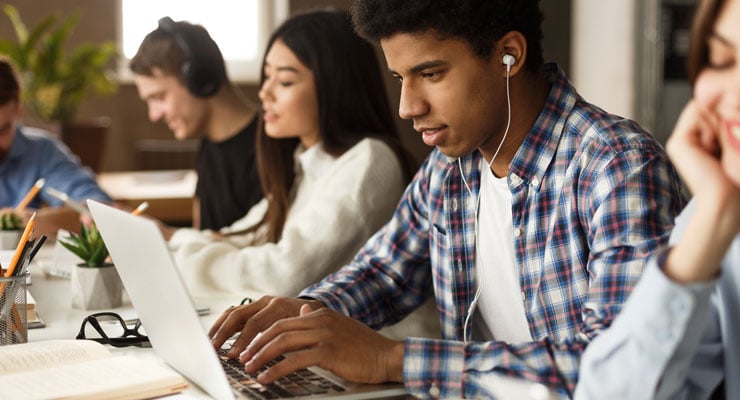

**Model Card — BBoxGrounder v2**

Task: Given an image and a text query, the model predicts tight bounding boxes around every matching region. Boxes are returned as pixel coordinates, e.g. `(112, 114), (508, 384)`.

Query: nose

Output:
(398, 81), (427, 120)
(258, 79), (273, 103)
(148, 103), (164, 123)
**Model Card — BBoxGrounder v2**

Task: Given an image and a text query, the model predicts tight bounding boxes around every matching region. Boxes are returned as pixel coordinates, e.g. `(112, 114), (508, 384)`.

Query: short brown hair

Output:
(129, 19), (227, 83)
(0, 56), (21, 106)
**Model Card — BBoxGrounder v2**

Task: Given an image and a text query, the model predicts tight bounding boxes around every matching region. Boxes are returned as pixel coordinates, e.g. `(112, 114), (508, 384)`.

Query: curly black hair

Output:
(351, 0), (544, 72)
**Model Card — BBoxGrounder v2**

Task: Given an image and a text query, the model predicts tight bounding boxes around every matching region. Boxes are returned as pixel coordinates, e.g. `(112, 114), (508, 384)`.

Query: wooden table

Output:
(97, 170), (196, 226)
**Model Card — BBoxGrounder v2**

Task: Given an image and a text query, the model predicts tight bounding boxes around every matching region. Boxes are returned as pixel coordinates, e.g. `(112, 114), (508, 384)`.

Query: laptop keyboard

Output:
(218, 347), (346, 399)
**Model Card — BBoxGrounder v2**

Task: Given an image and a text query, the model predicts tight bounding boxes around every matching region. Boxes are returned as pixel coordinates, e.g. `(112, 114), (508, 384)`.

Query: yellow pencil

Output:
(0, 212), (36, 340)
(4, 211), (37, 278)
(131, 201), (149, 216)
(15, 178), (45, 212)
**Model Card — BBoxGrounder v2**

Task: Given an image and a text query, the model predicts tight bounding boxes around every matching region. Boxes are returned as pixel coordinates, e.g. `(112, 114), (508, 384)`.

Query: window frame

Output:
(115, 0), (288, 84)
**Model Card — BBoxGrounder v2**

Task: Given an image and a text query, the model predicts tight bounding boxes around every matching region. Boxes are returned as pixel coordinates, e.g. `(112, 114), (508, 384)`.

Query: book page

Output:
(0, 355), (188, 400)
(0, 339), (110, 374)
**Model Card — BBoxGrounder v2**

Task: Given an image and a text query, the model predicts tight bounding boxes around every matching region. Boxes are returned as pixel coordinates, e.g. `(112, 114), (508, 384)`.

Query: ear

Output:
(497, 31), (527, 77)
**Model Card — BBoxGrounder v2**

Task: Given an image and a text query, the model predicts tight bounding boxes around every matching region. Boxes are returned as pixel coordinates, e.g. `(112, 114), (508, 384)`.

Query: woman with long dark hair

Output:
(168, 9), (414, 298)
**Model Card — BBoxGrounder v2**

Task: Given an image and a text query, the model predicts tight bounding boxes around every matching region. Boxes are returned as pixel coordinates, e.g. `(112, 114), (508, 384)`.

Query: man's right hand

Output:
(208, 295), (324, 358)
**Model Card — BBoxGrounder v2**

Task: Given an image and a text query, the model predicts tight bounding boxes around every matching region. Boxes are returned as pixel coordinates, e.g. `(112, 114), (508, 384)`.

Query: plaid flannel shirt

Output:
(300, 64), (688, 399)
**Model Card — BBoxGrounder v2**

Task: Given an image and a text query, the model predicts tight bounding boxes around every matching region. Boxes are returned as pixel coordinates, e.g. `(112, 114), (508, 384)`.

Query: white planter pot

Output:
(70, 264), (123, 310)
(0, 230), (22, 251)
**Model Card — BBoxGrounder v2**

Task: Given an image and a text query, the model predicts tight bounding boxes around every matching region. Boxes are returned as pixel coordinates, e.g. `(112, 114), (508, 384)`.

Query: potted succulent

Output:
(59, 223), (122, 309)
(0, 4), (118, 171)
(0, 209), (24, 250)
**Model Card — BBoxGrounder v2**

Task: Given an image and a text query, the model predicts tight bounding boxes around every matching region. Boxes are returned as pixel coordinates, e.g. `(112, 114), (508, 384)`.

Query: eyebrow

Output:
(389, 60), (447, 75)
(264, 63), (300, 74)
(276, 66), (300, 73)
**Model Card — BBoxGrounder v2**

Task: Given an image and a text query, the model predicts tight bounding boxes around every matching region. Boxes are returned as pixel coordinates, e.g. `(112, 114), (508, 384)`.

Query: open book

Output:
(0, 339), (188, 399)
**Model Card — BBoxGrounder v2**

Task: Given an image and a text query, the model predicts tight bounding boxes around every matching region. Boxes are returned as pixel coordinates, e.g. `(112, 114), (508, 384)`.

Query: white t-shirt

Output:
(472, 159), (533, 343)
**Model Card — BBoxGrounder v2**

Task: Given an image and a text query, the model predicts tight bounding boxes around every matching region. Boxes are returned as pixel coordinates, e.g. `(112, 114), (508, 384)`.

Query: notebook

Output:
(87, 200), (408, 400)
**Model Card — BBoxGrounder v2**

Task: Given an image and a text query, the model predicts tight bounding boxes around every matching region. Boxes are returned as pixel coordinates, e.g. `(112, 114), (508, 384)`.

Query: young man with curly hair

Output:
(208, 1), (688, 398)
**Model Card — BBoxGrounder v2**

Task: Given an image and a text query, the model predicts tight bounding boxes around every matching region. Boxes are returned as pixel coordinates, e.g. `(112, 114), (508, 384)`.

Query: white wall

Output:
(572, 0), (637, 120)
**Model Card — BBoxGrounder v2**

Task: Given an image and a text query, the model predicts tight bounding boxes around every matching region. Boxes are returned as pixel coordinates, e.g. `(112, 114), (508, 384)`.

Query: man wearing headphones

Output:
(209, 1), (688, 398)
(130, 18), (261, 232)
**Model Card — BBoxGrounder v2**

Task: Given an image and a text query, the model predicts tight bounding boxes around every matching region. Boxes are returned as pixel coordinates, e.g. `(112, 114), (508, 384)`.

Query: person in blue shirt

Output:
(576, 0), (740, 398)
(207, 1), (688, 398)
(0, 57), (111, 228)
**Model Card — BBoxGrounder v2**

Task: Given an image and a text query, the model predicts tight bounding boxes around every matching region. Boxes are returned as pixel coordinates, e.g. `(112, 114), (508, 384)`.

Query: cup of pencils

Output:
(0, 273), (28, 345)
(0, 211), (46, 345)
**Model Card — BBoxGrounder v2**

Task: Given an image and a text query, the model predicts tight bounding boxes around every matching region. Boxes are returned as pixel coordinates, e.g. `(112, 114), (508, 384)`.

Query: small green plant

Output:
(0, 4), (118, 123)
(59, 223), (110, 267)
(0, 210), (23, 231)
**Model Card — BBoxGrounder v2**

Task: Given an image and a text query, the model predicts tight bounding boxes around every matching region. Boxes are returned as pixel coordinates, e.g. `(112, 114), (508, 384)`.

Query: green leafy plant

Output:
(0, 4), (118, 122)
(59, 223), (110, 267)
(0, 210), (23, 231)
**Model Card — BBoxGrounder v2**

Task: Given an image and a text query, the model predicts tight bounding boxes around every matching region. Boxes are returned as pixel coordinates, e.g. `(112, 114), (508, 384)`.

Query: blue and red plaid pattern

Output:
(301, 64), (688, 399)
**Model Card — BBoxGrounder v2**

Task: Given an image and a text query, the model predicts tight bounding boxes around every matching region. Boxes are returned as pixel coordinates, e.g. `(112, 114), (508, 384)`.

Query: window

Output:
(118, 0), (288, 82)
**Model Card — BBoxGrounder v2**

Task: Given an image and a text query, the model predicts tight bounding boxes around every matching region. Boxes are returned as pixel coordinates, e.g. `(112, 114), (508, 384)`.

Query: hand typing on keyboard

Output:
(219, 349), (346, 399)
(208, 296), (405, 386)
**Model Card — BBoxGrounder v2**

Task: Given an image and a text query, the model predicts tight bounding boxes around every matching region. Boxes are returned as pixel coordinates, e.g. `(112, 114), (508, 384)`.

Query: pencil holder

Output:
(0, 274), (28, 345)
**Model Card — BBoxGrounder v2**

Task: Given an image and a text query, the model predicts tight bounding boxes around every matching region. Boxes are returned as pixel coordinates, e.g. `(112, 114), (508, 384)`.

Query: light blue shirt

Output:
(576, 200), (740, 399)
(0, 126), (111, 208)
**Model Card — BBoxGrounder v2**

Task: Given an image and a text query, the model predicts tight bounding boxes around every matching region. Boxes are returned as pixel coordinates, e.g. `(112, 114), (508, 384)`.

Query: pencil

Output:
(0, 212), (35, 338)
(4, 211), (37, 278)
(27, 235), (48, 265)
(9, 301), (26, 338)
(15, 178), (45, 212)
(45, 187), (91, 217)
(131, 201), (149, 216)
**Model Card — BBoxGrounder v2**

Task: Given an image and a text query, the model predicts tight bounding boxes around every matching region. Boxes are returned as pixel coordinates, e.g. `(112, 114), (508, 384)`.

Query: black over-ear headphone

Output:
(157, 17), (223, 98)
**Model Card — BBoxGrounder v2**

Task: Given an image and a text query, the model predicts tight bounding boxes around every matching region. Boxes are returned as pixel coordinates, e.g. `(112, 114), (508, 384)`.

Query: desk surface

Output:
(97, 170), (196, 225)
(97, 170), (196, 200)
(21, 242), (546, 400)
(26, 242), (232, 399)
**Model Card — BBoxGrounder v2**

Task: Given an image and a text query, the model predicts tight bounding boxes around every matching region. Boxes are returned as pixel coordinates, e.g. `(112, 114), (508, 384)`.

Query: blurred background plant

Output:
(0, 209), (23, 231)
(0, 4), (117, 123)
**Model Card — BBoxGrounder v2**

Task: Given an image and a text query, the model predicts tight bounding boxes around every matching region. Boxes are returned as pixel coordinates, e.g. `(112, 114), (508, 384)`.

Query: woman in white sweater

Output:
(167, 9), (414, 299)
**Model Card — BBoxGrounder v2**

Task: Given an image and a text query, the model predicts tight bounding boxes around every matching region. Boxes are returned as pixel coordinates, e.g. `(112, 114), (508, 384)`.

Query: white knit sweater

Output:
(169, 138), (406, 299)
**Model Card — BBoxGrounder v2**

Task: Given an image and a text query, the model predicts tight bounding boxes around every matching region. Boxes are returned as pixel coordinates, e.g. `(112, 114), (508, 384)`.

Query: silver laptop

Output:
(87, 200), (407, 400)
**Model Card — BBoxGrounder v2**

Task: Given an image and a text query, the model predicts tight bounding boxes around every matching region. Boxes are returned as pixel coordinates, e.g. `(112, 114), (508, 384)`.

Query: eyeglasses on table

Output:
(76, 312), (150, 348)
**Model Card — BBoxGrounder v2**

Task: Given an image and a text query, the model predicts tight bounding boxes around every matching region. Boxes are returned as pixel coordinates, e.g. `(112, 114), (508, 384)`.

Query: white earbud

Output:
(502, 54), (515, 70)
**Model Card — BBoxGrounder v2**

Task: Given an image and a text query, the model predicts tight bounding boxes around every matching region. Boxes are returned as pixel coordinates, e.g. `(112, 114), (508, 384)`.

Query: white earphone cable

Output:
(461, 60), (513, 342)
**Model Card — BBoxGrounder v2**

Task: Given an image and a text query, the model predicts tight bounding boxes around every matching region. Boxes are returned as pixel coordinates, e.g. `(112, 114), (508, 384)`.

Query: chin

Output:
(436, 143), (474, 159)
(264, 128), (291, 140)
(173, 130), (194, 140)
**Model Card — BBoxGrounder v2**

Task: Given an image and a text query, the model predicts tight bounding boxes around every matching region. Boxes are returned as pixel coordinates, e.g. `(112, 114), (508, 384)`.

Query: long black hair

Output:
(255, 9), (413, 243)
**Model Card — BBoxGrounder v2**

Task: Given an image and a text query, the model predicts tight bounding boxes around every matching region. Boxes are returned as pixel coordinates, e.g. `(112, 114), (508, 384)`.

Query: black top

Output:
(195, 119), (262, 230)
